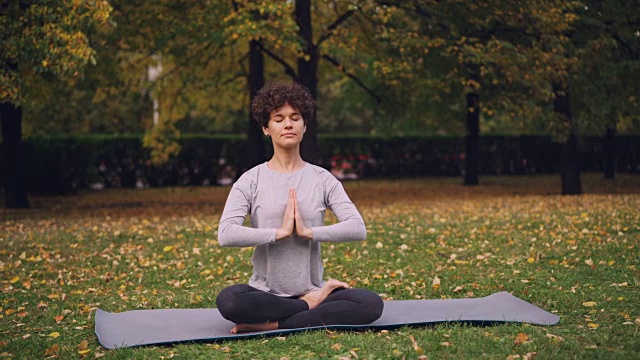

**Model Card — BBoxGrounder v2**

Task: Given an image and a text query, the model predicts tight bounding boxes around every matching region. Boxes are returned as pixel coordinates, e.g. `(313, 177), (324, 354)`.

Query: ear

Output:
(262, 127), (270, 136)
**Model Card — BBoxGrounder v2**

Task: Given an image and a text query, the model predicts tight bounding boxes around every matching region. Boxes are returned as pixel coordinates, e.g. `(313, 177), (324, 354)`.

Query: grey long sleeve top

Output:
(218, 162), (366, 297)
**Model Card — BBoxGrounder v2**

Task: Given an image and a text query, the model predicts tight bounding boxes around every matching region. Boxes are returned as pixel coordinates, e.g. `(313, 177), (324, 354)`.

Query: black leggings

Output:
(216, 284), (384, 329)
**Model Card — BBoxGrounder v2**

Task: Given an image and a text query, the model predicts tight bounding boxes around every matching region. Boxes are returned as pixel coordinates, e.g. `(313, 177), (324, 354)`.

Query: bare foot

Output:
(299, 279), (350, 309)
(231, 321), (278, 334)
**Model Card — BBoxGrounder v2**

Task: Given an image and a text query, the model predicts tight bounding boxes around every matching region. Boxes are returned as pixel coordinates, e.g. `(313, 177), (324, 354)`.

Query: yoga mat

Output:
(95, 291), (559, 349)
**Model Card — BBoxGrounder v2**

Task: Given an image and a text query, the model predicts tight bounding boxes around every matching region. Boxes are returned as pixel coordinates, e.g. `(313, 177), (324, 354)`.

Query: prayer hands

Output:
(276, 189), (313, 241)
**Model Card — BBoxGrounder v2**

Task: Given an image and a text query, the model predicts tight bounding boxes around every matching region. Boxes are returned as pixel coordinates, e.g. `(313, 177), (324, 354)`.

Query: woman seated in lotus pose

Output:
(216, 81), (383, 333)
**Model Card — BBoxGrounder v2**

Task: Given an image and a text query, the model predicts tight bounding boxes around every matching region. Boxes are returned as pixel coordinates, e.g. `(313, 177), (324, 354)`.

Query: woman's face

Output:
(263, 102), (306, 149)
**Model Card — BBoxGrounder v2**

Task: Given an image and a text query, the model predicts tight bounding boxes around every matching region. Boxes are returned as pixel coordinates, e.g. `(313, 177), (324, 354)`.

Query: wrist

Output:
(275, 228), (289, 241)
(301, 228), (314, 240)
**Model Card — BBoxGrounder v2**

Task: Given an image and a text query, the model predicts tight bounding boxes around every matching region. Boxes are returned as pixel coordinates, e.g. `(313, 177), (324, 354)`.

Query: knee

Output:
(216, 284), (250, 322)
(353, 289), (384, 323)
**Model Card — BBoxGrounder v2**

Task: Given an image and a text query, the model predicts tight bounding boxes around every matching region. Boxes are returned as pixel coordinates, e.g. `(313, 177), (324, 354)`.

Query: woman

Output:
(216, 81), (383, 333)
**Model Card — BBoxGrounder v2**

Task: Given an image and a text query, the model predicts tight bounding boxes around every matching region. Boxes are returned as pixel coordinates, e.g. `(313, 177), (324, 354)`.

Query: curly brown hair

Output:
(251, 81), (316, 128)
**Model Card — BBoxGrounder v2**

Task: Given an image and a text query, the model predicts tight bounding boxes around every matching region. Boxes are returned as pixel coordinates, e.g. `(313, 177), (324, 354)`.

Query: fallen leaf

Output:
(440, 342), (451, 346)
(9, 277), (19, 284)
(409, 335), (421, 352)
(524, 352), (537, 360)
(44, 344), (60, 356)
(582, 301), (597, 307)
(331, 343), (342, 351)
(49, 332), (60, 338)
(588, 323), (599, 329)
(55, 315), (64, 323)
(163, 245), (173, 252)
(453, 285), (463, 293)
(375, 242), (383, 249)
(545, 333), (564, 342)
(432, 276), (441, 289)
(78, 340), (89, 351)
(514, 332), (530, 345)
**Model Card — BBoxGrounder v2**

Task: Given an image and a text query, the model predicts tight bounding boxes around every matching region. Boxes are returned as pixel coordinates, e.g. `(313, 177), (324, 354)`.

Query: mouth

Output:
(281, 133), (296, 137)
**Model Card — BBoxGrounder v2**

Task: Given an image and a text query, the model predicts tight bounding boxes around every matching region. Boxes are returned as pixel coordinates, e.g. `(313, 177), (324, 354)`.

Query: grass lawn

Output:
(1, 173), (639, 359)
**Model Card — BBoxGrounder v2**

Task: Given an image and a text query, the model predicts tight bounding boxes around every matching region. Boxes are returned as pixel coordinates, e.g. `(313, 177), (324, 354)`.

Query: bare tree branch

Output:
(321, 54), (381, 103)
(257, 43), (298, 80)
(317, 9), (356, 46)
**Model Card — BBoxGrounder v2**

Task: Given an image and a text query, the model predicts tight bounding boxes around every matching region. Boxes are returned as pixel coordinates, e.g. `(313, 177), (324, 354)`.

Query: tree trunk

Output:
(553, 83), (582, 195)
(463, 92), (479, 186)
(296, 0), (319, 164)
(244, 39), (267, 172)
(1, 102), (30, 208)
(603, 125), (616, 179)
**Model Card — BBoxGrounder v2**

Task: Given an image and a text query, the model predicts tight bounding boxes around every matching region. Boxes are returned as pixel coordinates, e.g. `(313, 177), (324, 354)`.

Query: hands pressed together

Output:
(276, 189), (313, 241)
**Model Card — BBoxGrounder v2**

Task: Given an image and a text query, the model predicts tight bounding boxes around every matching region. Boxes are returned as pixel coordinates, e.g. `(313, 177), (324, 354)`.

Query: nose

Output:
(284, 117), (294, 128)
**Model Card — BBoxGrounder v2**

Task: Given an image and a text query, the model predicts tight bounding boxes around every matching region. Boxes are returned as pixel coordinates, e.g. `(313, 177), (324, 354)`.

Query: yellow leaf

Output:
(49, 332), (60, 338)
(582, 301), (597, 307)
(588, 323), (599, 329)
(78, 349), (91, 355)
(331, 343), (342, 351)
(9, 277), (19, 284)
(163, 246), (173, 252)
(527, 257), (535, 263)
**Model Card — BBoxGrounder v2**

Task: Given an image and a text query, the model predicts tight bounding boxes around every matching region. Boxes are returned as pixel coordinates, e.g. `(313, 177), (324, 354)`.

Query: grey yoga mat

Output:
(95, 291), (559, 349)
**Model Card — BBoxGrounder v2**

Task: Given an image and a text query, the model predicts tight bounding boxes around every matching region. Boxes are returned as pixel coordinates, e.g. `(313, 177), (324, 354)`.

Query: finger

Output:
(287, 189), (294, 209)
(290, 189), (295, 207)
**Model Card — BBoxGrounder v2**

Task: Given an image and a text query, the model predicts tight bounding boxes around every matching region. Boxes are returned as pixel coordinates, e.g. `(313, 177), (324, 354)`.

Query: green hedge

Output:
(1, 134), (638, 194)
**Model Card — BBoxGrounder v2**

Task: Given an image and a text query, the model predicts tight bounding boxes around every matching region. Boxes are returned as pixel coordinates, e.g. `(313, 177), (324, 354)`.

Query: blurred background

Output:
(1, 0), (639, 208)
